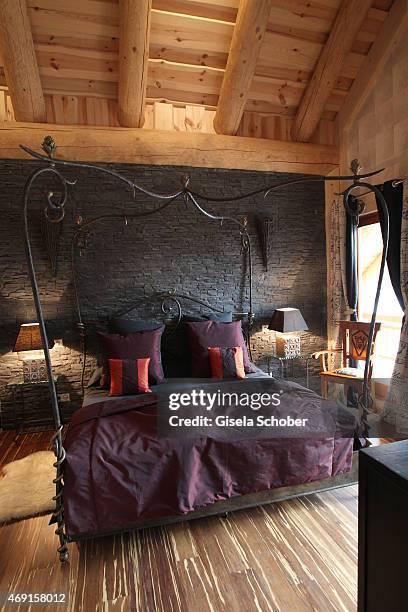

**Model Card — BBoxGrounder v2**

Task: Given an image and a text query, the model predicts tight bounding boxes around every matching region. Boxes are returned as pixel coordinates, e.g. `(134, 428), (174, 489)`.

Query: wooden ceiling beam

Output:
(337, 0), (408, 131)
(117, 0), (152, 127)
(291, 0), (372, 143)
(213, 0), (272, 136)
(0, 123), (339, 175)
(0, 0), (46, 122)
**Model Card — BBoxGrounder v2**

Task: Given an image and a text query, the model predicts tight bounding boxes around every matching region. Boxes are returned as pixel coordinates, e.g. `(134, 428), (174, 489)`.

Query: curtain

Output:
(327, 197), (349, 372)
(376, 181), (405, 312)
(381, 181), (408, 435)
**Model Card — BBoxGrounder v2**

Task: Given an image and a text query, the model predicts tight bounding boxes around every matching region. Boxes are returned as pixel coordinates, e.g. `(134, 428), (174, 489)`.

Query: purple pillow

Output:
(187, 320), (255, 377)
(98, 327), (165, 387)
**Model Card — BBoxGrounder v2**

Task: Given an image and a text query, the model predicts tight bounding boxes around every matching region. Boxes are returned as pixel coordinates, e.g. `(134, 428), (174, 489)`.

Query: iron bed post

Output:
(342, 174), (390, 438)
(23, 165), (70, 564)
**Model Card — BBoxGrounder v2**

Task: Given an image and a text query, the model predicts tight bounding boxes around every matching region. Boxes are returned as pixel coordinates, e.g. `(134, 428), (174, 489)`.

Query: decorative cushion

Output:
(109, 318), (162, 334)
(187, 320), (255, 377)
(108, 358), (151, 396)
(161, 312), (232, 378)
(98, 327), (165, 387)
(334, 367), (364, 378)
(208, 346), (245, 379)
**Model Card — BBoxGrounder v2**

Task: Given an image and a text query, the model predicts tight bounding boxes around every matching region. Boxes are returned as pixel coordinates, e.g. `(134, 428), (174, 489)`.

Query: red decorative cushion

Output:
(98, 327), (165, 388)
(108, 358), (151, 396)
(186, 320), (255, 377)
(208, 346), (245, 379)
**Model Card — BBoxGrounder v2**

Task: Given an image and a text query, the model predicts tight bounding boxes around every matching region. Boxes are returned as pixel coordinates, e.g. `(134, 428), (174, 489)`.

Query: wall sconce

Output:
(268, 308), (309, 357)
(256, 215), (273, 271)
(13, 323), (54, 382)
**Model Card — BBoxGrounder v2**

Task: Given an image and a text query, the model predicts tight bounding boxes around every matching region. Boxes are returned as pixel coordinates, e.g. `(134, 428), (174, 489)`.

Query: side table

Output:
(6, 377), (58, 440)
(265, 354), (311, 389)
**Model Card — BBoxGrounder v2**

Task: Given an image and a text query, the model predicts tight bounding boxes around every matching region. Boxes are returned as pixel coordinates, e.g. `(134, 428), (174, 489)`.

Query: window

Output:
(358, 216), (403, 378)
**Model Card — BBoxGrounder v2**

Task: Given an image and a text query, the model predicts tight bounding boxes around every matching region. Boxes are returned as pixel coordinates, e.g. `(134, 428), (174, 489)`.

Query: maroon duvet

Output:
(63, 382), (354, 540)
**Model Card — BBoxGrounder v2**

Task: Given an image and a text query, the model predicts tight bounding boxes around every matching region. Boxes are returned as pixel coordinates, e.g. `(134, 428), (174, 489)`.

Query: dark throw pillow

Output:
(108, 358), (151, 396)
(187, 320), (254, 377)
(98, 326), (165, 387)
(208, 346), (245, 379)
(109, 318), (162, 334)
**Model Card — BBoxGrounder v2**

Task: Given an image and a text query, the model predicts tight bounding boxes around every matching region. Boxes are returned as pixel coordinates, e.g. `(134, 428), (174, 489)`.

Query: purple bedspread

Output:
(63, 381), (354, 540)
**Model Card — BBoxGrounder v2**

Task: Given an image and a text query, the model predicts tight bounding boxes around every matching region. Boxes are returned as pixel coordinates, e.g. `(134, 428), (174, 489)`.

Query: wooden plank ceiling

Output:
(0, 0), (396, 145)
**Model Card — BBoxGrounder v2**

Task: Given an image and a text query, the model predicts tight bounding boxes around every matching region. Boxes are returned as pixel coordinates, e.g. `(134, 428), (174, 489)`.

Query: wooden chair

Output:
(312, 320), (381, 399)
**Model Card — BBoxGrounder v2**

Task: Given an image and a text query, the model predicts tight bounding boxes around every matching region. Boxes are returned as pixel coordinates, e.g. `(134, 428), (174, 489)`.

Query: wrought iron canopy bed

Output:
(20, 137), (391, 562)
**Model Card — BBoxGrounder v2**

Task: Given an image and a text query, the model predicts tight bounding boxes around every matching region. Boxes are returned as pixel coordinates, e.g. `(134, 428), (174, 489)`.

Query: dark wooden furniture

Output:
(358, 441), (408, 612)
(313, 320), (381, 398)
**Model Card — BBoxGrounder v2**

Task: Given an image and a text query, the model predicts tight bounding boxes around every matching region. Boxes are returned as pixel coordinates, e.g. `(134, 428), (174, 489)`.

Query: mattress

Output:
(63, 374), (355, 540)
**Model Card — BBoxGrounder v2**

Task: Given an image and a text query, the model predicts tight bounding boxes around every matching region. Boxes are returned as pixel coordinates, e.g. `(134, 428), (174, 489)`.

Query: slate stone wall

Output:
(0, 160), (326, 427)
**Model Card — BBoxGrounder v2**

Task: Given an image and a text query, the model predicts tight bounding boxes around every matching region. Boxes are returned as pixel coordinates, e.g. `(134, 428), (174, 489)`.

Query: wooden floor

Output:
(0, 431), (358, 612)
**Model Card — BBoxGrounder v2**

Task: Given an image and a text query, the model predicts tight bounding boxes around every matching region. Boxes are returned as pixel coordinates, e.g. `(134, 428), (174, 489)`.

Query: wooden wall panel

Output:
(238, 112), (337, 146)
(0, 91), (336, 145)
(342, 32), (408, 183)
(0, 90), (15, 122)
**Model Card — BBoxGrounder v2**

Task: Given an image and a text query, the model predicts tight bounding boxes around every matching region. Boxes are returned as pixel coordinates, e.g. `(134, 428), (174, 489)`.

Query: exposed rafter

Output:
(118, 0), (152, 127)
(337, 0), (408, 131)
(0, 123), (339, 175)
(291, 0), (372, 143)
(0, 0), (46, 123)
(213, 0), (272, 136)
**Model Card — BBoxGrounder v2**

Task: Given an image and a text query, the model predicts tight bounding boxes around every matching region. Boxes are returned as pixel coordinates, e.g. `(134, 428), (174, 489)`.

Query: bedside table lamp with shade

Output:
(14, 323), (54, 383)
(268, 308), (309, 357)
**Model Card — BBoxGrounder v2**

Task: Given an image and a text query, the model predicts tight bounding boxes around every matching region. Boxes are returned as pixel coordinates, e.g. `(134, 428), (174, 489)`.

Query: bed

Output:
(19, 142), (383, 561)
(63, 368), (355, 541)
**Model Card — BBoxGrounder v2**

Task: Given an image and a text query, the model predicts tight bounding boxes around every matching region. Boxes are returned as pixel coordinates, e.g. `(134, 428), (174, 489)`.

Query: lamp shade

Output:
(13, 323), (44, 352)
(268, 308), (309, 333)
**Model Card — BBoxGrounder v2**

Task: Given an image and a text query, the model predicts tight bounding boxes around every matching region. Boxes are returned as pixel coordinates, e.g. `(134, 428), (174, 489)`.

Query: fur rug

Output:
(0, 451), (55, 523)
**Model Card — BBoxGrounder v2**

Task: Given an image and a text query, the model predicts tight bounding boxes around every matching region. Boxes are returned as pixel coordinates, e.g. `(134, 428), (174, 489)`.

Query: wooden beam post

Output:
(291, 0), (372, 143)
(117, 0), (152, 128)
(0, 123), (339, 175)
(337, 0), (408, 131)
(0, 0), (46, 123)
(213, 0), (272, 136)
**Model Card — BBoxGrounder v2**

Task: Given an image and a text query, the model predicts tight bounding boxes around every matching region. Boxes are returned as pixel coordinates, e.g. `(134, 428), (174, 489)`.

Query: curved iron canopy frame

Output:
(20, 137), (388, 563)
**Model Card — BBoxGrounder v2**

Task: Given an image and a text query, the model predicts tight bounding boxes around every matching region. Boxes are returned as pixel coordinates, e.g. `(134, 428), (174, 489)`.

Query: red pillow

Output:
(208, 346), (245, 379)
(98, 327), (164, 388)
(187, 320), (255, 377)
(108, 358), (151, 396)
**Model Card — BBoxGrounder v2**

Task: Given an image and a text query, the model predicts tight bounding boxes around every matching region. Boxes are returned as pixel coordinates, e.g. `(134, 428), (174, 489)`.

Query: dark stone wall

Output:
(0, 160), (326, 427)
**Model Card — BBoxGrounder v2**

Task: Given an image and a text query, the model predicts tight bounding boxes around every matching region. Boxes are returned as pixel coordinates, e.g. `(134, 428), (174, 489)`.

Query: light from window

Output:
(358, 222), (403, 378)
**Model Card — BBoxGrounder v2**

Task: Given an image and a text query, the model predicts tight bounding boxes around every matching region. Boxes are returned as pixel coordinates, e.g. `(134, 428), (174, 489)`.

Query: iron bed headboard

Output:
(20, 137), (390, 563)
(76, 288), (256, 395)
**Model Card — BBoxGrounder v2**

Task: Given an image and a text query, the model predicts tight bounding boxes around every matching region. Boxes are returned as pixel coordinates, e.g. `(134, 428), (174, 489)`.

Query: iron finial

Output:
(350, 159), (362, 177)
(181, 175), (190, 189)
(42, 136), (57, 159)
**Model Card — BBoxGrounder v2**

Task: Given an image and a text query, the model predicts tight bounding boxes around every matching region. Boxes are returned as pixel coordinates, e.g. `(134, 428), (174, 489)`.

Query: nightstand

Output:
(265, 354), (311, 389)
(6, 377), (58, 439)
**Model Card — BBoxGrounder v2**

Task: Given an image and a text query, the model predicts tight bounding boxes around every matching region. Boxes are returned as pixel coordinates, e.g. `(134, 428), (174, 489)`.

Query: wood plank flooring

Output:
(0, 431), (358, 612)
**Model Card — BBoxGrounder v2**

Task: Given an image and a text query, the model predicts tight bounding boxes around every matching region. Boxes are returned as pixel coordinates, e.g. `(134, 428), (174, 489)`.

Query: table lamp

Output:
(13, 323), (53, 382)
(268, 308), (309, 357)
